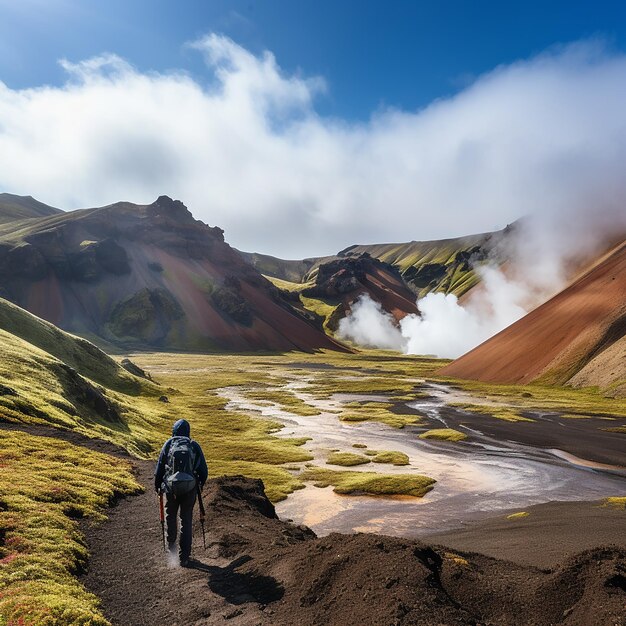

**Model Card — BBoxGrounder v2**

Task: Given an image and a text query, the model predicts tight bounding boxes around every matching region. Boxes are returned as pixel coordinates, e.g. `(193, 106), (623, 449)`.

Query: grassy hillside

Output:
(0, 192), (61, 224)
(337, 232), (504, 299)
(247, 229), (510, 311)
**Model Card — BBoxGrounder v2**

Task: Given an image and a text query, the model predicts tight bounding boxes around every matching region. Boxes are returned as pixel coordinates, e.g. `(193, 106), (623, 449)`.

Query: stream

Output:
(219, 381), (626, 538)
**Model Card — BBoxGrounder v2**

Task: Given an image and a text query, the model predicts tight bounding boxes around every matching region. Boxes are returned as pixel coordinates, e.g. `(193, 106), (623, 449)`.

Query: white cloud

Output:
(0, 36), (625, 257)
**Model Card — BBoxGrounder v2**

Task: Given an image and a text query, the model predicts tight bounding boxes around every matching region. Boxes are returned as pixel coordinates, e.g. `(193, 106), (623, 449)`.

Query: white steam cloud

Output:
(1, 36), (626, 257)
(338, 266), (530, 359)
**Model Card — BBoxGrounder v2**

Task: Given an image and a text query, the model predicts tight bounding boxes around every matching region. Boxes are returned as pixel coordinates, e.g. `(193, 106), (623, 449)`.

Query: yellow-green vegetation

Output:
(440, 376), (626, 419)
(0, 327), (167, 457)
(0, 430), (140, 626)
(419, 428), (468, 442)
(302, 467), (436, 497)
(298, 296), (341, 332)
(506, 511), (530, 520)
(314, 378), (419, 398)
(603, 425), (626, 434)
(444, 552), (469, 567)
(352, 443), (368, 449)
(264, 275), (315, 293)
(243, 388), (321, 416)
(604, 497), (626, 509)
(371, 450), (410, 466)
(326, 452), (371, 466)
(340, 402), (422, 429)
(449, 403), (535, 423)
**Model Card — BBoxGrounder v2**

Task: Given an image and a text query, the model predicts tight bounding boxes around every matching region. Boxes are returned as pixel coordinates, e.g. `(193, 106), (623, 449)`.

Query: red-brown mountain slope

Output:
(440, 239), (626, 388)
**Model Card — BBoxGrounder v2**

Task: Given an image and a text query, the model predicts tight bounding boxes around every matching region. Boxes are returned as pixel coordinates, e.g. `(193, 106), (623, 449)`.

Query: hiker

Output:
(154, 419), (208, 566)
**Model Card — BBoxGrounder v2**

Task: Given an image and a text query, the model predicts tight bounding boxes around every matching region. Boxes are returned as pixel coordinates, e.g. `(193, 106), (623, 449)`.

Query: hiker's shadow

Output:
(189, 555), (284, 605)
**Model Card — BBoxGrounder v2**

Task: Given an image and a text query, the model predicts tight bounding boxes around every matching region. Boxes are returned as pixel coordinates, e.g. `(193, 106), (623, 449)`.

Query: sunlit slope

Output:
(338, 230), (506, 299)
(0, 192), (62, 224)
(244, 228), (510, 304)
(0, 296), (172, 455)
(440, 239), (626, 394)
(0, 195), (344, 352)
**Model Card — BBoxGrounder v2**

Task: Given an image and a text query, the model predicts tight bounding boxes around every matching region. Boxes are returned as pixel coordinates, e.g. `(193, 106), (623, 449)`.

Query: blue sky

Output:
(2, 0), (626, 120)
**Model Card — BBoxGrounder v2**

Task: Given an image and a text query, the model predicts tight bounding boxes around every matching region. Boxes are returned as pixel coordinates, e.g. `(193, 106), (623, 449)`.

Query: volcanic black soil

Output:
(77, 454), (626, 626)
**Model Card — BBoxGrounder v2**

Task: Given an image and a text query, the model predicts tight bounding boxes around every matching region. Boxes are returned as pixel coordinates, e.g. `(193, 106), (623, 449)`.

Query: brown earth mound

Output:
(82, 470), (626, 626)
(440, 239), (626, 387)
(0, 196), (346, 352)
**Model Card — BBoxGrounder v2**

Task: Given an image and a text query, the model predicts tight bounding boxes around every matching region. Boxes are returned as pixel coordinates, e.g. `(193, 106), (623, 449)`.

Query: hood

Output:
(172, 418), (190, 438)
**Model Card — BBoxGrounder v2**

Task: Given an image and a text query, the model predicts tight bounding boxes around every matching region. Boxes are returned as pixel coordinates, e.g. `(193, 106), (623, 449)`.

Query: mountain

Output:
(272, 253), (420, 332)
(0, 196), (345, 352)
(0, 193), (62, 224)
(243, 226), (512, 302)
(440, 239), (626, 395)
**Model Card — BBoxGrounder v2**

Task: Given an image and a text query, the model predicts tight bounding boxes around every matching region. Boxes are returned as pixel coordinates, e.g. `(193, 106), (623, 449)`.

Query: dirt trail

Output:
(78, 462), (626, 626)
(5, 422), (624, 625)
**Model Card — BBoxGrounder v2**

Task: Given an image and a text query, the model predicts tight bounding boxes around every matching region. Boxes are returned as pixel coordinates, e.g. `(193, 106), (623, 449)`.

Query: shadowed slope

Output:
(0, 192), (62, 224)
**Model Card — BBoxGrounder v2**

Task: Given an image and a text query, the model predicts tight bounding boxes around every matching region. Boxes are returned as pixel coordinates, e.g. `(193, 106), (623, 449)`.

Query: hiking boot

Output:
(180, 556), (191, 568)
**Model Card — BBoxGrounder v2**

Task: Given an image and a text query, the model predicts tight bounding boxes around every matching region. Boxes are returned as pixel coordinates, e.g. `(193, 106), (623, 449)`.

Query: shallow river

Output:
(219, 381), (626, 538)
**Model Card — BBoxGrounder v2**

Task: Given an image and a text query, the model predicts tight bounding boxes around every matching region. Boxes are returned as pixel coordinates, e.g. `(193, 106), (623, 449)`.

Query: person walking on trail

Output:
(154, 419), (208, 567)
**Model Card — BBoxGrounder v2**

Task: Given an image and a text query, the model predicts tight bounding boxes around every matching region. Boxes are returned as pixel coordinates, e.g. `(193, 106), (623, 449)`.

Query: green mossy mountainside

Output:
(244, 225), (514, 307)
(0, 195), (345, 353)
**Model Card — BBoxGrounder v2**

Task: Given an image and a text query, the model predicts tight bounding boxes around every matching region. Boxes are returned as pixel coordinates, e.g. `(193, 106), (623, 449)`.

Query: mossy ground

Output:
(419, 428), (468, 442)
(0, 430), (140, 626)
(449, 403), (535, 423)
(439, 376), (626, 420)
(243, 389), (321, 416)
(326, 452), (371, 466)
(371, 450), (410, 466)
(339, 402), (423, 428)
(302, 467), (435, 497)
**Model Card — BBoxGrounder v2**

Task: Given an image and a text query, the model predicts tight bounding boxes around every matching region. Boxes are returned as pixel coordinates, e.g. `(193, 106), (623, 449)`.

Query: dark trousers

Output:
(165, 489), (196, 560)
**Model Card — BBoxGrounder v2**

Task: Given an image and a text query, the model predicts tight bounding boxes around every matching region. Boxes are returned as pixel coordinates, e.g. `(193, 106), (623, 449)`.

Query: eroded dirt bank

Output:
(81, 470), (626, 626)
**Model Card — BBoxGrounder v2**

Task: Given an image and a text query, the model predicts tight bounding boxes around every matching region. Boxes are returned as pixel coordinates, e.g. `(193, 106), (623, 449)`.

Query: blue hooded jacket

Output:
(154, 419), (208, 492)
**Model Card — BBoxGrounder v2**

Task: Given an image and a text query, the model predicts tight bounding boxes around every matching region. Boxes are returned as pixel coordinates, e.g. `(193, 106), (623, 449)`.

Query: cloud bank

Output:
(1, 36), (626, 257)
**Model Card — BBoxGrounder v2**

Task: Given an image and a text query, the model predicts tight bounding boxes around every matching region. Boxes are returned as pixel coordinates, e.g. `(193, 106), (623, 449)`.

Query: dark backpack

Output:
(164, 436), (197, 497)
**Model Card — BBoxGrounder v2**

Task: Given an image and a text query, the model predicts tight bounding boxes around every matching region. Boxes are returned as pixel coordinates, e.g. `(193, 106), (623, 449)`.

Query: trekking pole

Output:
(158, 491), (166, 552)
(196, 483), (206, 549)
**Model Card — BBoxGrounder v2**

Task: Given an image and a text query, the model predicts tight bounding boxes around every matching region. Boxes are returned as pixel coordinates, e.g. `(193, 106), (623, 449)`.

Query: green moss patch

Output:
(244, 388), (321, 416)
(371, 451), (410, 466)
(326, 452), (372, 466)
(339, 402), (422, 429)
(419, 428), (467, 442)
(450, 403), (535, 423)
(302, 467), (435, 497)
